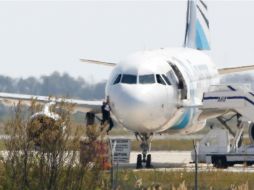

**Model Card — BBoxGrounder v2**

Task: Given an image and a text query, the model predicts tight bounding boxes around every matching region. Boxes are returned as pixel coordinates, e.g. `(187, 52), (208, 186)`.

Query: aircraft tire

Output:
(136, 154), (143, 169)
(146, 154), (152, 168)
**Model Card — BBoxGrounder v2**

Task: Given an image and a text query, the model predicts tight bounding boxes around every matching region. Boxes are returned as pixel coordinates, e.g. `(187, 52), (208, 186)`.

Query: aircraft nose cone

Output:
(109, 85), (171, 132)
(111, 86), (143, 119)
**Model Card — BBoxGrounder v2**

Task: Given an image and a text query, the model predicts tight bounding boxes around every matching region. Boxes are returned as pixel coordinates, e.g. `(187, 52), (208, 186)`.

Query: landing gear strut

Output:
(135, 133), (153, 169)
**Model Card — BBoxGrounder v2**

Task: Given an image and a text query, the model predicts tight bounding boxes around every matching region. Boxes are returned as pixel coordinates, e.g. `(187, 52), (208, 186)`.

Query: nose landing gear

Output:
(135, 133), (153, 169)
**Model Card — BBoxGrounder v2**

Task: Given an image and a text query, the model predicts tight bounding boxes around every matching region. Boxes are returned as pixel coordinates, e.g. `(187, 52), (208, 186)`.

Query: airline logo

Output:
(184, 0), (210, 50)
(195, 0), (210, 50)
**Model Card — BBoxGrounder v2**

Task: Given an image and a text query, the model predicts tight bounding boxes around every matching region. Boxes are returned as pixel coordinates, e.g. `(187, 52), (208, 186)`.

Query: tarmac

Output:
(117, 151), (254, 173)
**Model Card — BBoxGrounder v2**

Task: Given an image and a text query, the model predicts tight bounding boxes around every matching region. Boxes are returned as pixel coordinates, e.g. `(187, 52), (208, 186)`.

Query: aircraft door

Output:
(167, 61), (188, 100)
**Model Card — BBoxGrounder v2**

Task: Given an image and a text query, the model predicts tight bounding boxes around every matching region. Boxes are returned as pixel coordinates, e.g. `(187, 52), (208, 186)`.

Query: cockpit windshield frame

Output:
(113, 74), (122, 85)
(156, 74), (166, 85)
(162, 74), (171, 85)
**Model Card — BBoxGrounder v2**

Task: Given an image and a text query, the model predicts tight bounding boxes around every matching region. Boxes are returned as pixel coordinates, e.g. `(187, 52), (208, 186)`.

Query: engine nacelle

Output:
(29, 102), (61, 131)
(30, 110), (60, 123)
(29, 111), (59, 128)
(248, 123), (254, 144)
(27, 110), (62, 146)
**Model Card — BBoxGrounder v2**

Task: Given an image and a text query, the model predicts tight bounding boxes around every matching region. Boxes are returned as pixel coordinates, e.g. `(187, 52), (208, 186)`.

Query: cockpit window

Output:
(139, 74), (155, 84)
(113, 74), (122, 85)
(162, 74), (171, 85)
(166, 71), (177, 85)
(156, 74), (166, 85)
(122, 74), (137, 84)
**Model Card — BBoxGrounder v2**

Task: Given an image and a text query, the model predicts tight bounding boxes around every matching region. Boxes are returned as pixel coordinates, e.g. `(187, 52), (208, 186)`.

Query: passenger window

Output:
(156, 74), (166, 85)
(113, 74), (121, 85)
(162, 74), (171, 85)
(122, 74), (137, 84)
(139, 74), (155, 84)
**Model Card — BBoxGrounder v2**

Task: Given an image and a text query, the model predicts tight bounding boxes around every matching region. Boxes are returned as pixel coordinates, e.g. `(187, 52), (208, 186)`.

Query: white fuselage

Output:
(106, 48), (219, 134)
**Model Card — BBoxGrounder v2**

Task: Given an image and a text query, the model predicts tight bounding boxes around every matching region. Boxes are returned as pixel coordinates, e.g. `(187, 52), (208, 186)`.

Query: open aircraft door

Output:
(167, 61), (188, 100)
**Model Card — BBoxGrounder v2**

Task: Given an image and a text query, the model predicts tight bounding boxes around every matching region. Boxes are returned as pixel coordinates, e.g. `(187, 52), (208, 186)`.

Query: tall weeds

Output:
(0, 100), (107, 190)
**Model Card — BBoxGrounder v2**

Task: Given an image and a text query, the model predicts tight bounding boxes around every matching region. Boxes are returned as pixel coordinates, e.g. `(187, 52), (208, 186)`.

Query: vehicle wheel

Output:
(146, 154), (152, 168)
(136, 154), (143, 169)
(214, 156), (228, 168)
(216, 158), (223, 168)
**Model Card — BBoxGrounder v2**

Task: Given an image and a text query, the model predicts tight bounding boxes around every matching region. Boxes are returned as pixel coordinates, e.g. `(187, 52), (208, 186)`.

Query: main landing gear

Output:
(135, 133), (153, 169)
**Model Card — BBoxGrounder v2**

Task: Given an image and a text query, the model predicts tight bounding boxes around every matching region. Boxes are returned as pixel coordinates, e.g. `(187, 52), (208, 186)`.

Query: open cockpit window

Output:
(162, 74), (171, 85)
(166, 71), (177, 85)
(139, 74), (155, 84)
(156, 74), (166, 85)
(113, 74), (122, 85)
(122, 74), (137, 84)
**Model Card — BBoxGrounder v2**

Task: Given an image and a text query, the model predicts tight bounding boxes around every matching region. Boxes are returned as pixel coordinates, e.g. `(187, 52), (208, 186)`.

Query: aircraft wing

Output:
(0, 92), (102, 113)
(80, 59), (116, 67)
(179, 100), (236, 121)
(218, 65), (254, 75)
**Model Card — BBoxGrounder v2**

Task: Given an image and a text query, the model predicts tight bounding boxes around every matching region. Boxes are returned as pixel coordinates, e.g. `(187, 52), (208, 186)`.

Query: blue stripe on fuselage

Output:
(171, 109), (192, 129)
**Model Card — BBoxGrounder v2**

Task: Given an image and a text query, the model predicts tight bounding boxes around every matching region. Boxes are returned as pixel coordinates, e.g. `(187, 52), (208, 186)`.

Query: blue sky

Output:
(0, 1), (254, 83)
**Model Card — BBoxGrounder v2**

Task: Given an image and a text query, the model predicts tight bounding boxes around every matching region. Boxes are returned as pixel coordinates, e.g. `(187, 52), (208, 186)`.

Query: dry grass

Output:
(0, 137), (250, 152)
(132, 139), (194, 151)
(0, 138), (194, 151)
(132, 138), (252, 151)
(0, 123), (4, 135)
(0, 141), (4, 151)
(114, 170), (252, 190)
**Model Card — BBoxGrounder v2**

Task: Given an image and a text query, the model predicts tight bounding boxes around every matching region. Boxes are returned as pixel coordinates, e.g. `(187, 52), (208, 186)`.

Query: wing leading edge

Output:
(218, 65), (254, 75)
(80, 59), (116, 67)
(0, 92), (102, 113)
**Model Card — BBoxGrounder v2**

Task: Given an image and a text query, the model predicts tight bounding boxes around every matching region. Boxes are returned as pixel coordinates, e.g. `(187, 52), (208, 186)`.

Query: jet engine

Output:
(249, 123), (254, 144)
(27, 103), (63, 146)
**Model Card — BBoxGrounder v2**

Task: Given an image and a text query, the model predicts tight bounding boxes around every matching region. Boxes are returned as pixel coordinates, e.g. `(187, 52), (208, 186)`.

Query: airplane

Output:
(1, 0), (254, 168)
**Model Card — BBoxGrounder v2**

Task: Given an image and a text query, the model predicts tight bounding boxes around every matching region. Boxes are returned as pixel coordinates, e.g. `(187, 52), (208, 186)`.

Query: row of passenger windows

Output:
(113, 74), (171, 85)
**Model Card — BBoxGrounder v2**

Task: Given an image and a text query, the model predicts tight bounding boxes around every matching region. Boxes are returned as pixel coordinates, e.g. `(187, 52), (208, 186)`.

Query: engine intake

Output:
(27, 106), (63, 147)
